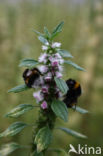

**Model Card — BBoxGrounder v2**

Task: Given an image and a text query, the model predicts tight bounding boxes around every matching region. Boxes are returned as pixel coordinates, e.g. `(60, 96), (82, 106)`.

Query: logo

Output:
(68, 144), (102, 155)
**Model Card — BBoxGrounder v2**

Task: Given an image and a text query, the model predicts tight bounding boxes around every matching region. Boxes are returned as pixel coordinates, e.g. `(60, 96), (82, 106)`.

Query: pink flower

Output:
(49, 56), (53, 62)
(45, 76), (51, 81)
(38, 53), (47, 63)
(33, 91), (43, 103)
(59, 58), (64, 64)
(52, 60), (59, 67)
(44, 72), (52, 81)
(50, 58), (59, 67)
(42, 45), (48, 51)
(39, 65), (48, 73)
(41, 101), (48, 109)
(55, 71), (62, 78)
(58, 65), (63, 72)
(52, 42), (61, 48)
(42, 85), (49, 93)
(54, 53), (62, 59)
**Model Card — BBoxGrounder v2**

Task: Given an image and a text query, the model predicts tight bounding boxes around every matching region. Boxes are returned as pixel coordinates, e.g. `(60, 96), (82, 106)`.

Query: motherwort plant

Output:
(0, 22), (88, 156)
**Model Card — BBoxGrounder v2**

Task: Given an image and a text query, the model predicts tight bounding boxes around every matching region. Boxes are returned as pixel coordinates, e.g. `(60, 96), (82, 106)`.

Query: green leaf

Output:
(72, 106), (89, 114)
(51, 21), (64, 39)
(51, 99), (68, 122)
(58, 127), (87, 139)
(4, 104), (35, 118)
(44, 27), (51, 39)
(54, 77), (69, 94)
(0, 122), (28, 138)
(0, 142), (22, 156)
(38, 36), (48, 44)
(64, 60), (86, 71)
(32, 29), (44, 37)
(48, 148), (68, 156)
(58, 49), (73, 58)
(35, 126), (52, 153)
(19, 58), (39, 68)
(8, 84), (29, 93)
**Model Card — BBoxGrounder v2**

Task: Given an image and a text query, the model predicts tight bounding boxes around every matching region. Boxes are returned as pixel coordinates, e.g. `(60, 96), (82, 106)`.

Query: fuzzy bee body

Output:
(63, 79), (82, 108)
(23, 68), (43, 88)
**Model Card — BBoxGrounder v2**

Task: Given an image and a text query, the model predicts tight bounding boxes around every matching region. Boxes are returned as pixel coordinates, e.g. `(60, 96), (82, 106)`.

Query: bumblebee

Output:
(63, 79), (82, 108)
(23, 68), (43, 88)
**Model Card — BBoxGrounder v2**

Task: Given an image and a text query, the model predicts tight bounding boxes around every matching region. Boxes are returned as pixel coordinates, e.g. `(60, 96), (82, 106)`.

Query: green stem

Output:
(31, 107), (56, 155)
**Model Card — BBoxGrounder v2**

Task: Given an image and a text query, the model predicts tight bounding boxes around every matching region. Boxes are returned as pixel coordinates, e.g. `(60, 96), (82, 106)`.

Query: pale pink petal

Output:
(42, 45), (48, 51)
(55, 71), (62, 78)
(41, 101), (48, 109)
(39, 65), (48, 73)
(54, 53), (62, 59)
(38, 53), (47, 63)
(52, 42), (61, 48)
(42, 85), (49, 93)
(59, 58), (64, 64)
(58, 65), (63, 72)
(33, 91), (43, 103)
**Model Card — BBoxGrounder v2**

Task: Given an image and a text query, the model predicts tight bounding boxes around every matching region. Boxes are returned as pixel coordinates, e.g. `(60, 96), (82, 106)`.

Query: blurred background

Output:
(0, 0), (103, 155)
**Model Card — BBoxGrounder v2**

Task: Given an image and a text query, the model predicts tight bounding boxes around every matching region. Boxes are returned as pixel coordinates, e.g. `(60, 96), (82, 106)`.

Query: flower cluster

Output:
(33, 42), (64, 109)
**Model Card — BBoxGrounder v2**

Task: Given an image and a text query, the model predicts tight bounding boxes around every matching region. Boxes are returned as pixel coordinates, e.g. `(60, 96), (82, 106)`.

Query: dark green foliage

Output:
(35, 126), (52, 153)
(8, 84), (29, 93)
(51, 100), (68, 122)
(54, 77), (69, 94)
(19, 59), (39, 68)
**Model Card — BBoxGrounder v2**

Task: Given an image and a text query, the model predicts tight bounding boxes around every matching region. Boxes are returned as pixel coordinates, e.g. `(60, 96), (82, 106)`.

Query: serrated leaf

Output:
(59, 127), (87, 139)
(44, 27), (51, 39)
(54, 77), (69, 94)
(51, 21), (64, 39)
(19, 58), (39, 68)
(0, 122), (28, 138)
(38, 36), (48, 44)
(51, 99), (68, 122)
(64, 60), (86, 71)
(58, 49), (73, 58)
(48, 148), (68, 156)
(35, 126), (52, 153)
(8, 84), (29, 93)
(4, 104), (35, 118)
(72, 106), (89, 114)
(0, 142), (22, 156)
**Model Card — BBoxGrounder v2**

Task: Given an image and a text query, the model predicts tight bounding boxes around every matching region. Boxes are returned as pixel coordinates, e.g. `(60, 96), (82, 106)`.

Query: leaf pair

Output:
(51, 99), (88, 123)
(33, 21), (64, 42)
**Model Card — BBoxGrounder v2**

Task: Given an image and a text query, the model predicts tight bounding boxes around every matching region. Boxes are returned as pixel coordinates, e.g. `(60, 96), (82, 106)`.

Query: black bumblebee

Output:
(63, 79), (82, 108)
(23, 68), (43, 88)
